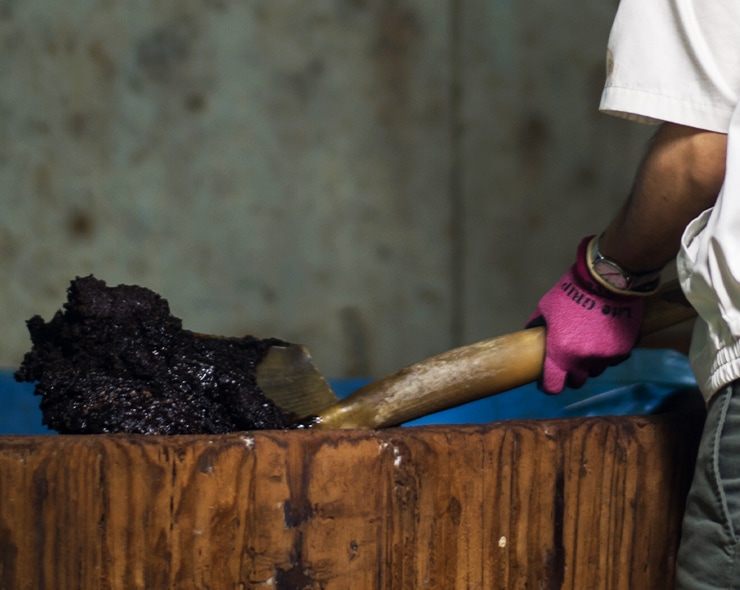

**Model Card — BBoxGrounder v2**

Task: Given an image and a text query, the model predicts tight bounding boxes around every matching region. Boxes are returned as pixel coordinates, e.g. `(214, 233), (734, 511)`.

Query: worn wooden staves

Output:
(0, 414), (700, 589)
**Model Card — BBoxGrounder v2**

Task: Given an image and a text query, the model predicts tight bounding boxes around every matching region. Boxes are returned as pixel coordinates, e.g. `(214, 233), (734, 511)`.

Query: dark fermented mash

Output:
(15, 276), (293, 434)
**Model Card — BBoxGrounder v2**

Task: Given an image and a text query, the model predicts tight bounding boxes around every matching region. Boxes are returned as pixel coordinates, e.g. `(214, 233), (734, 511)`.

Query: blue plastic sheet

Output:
(0, 372), (49, 434)
(0, 348), (699, 434)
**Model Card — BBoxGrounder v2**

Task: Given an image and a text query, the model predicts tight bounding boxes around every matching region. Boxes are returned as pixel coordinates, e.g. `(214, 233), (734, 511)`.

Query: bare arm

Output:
(599, 123), (727, 273)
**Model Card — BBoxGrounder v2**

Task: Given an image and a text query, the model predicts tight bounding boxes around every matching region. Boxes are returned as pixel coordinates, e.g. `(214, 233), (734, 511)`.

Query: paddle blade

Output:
(256, 344), (339, 419)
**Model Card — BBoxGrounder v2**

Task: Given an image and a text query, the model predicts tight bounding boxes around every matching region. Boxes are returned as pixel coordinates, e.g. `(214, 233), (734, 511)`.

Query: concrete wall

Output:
(0, 0), (653, 378)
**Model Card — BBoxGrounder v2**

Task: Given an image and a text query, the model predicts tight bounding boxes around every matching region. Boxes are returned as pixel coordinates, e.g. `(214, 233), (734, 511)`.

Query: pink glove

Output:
(527, 236), (644, 394)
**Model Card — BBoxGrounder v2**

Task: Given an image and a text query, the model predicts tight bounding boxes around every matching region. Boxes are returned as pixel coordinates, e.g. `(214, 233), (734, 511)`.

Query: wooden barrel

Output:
(0, 414), (701, 589)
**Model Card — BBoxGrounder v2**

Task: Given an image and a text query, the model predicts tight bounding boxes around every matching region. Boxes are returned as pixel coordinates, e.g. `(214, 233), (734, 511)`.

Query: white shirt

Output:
(599, 0), (740, 400)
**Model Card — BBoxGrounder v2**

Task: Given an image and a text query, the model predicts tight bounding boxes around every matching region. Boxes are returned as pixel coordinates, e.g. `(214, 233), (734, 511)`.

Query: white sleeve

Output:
(599, 0), (740, 133)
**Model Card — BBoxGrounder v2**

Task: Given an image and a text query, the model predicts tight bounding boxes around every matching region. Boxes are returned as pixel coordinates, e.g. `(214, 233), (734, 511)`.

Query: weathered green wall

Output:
(0, 0), (652, 377)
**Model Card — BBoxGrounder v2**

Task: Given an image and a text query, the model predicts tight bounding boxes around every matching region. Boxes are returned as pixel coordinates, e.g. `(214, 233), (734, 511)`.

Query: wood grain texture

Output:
(0, 415), (700, 589)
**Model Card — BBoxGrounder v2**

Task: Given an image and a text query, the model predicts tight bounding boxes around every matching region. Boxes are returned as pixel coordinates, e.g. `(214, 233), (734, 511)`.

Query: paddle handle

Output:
(314, 279), (696, 429)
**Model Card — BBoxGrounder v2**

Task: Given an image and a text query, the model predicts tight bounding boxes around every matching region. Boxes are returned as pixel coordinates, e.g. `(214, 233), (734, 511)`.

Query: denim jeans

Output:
(675, 381), (740, 589)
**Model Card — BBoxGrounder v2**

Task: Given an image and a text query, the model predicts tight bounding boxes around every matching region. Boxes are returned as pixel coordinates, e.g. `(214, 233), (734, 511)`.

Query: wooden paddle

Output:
(256, 279), (697, 429)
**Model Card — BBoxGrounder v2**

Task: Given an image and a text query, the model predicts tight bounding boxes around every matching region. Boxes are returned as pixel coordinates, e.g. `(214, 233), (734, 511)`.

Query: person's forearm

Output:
(599, 123), (727, 274)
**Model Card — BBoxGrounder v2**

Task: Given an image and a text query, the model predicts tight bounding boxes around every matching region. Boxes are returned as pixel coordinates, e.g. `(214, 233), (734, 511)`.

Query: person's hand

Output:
(526, 236), (645, 394)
